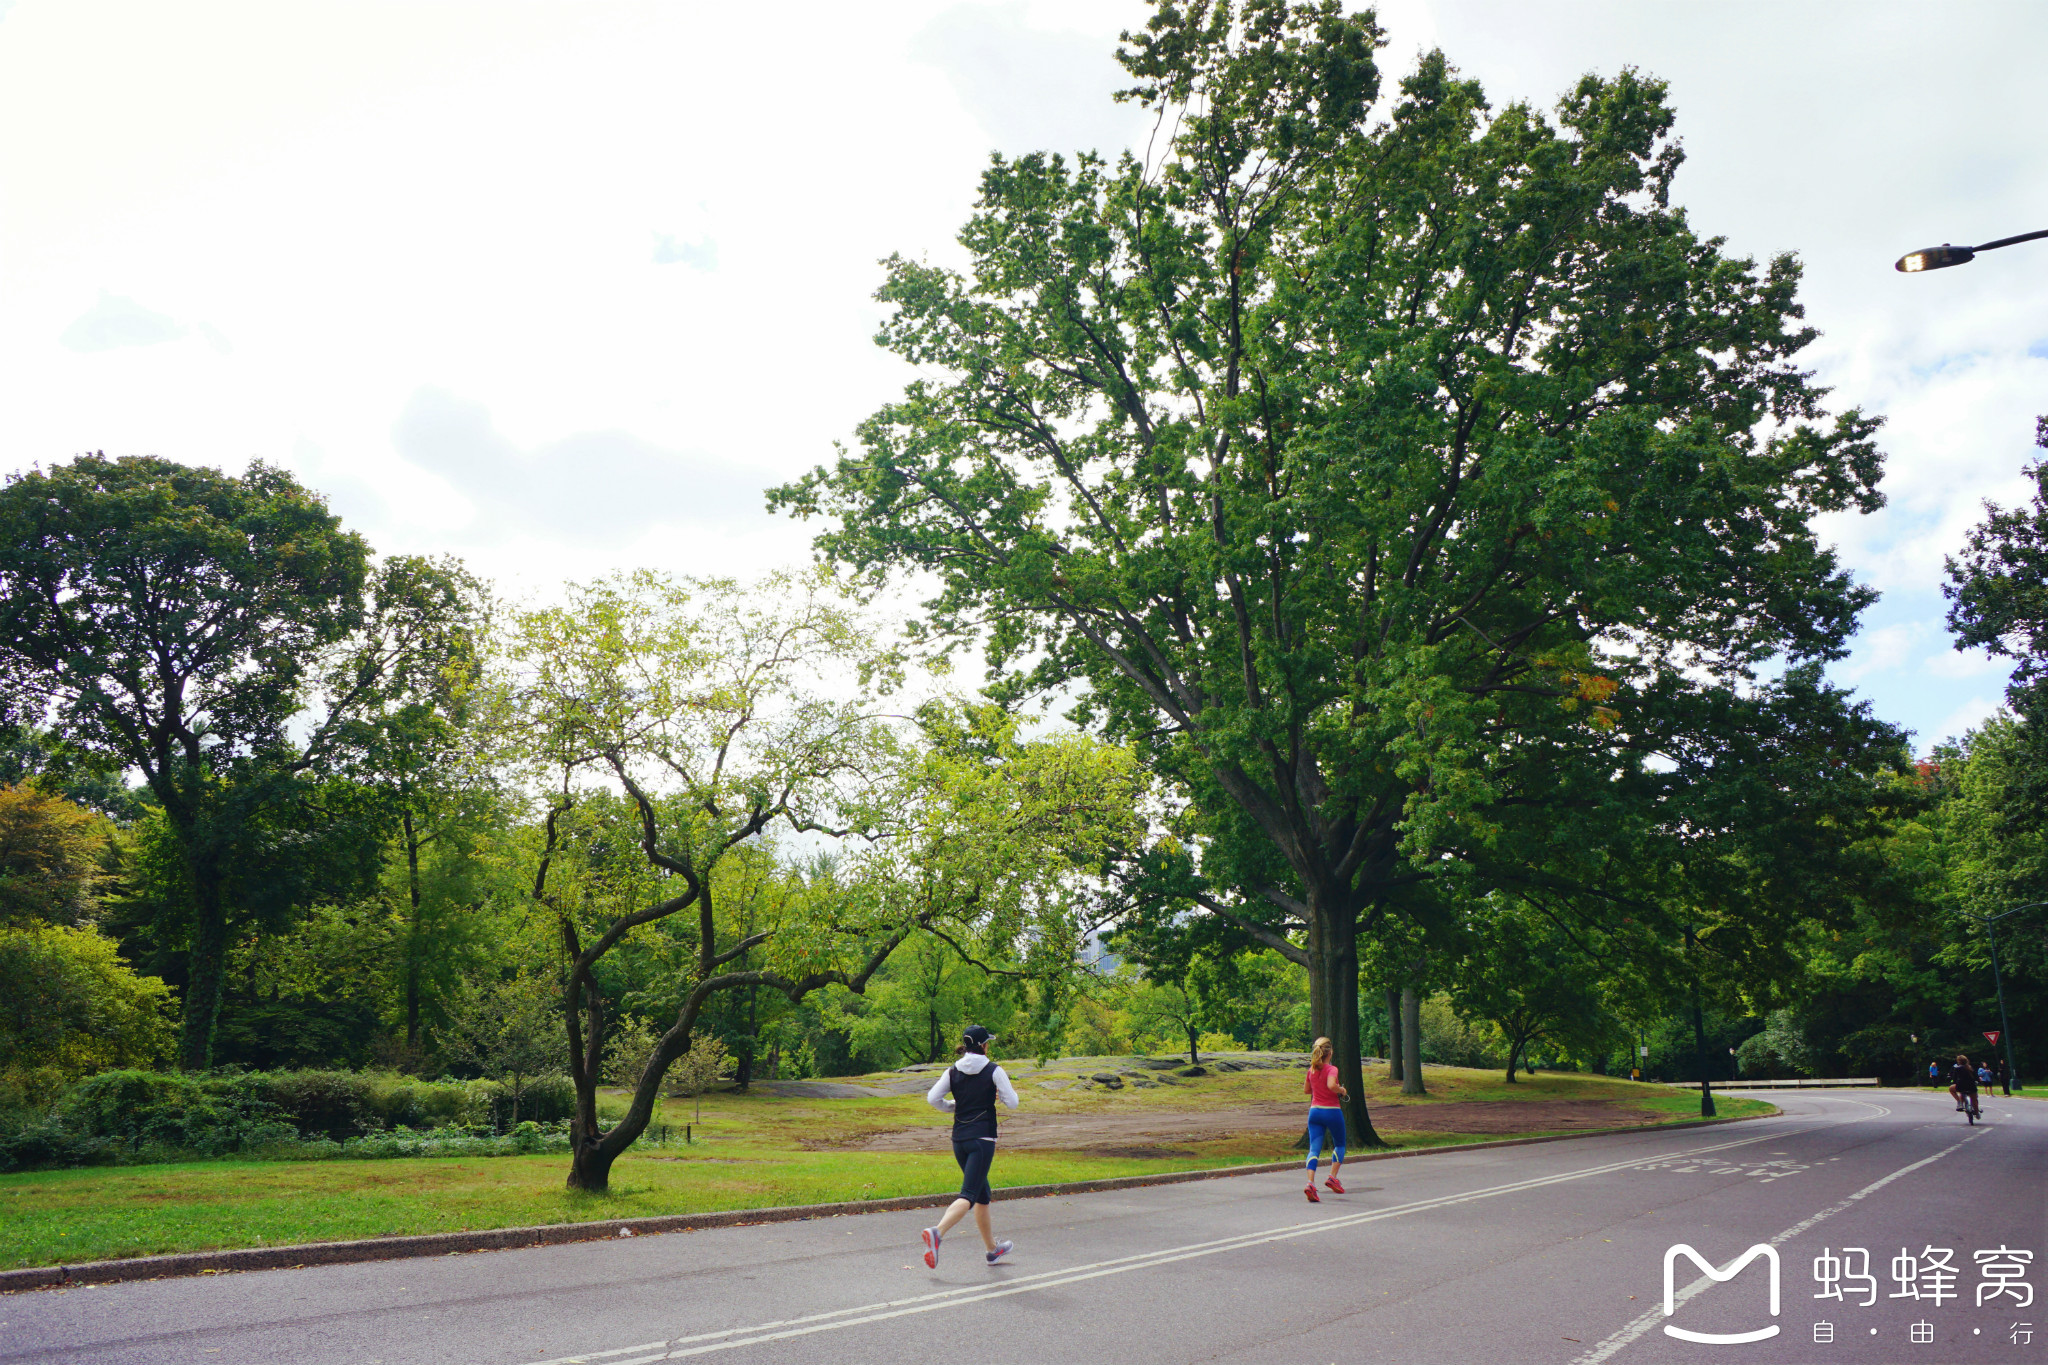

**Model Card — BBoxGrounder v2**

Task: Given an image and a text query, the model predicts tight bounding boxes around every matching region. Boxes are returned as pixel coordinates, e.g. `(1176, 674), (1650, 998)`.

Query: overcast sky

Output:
(2, 0), (2043, 754)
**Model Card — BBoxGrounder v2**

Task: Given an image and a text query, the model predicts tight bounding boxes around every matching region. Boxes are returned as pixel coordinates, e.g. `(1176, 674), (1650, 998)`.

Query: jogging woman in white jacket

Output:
(919, 1024), (1020, 1268)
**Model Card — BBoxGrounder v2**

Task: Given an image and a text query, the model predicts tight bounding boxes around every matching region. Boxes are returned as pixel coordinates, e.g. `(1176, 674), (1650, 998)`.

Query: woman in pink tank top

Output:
(1302, 1036), (1347, 1201)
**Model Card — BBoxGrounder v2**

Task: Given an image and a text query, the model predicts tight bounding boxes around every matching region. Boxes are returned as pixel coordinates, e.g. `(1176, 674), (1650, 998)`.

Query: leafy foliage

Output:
(0, 924), (176, 1103)
(773, 0), (1899, 1142)
(0, 455), (476, 1067)
(0, 784), (110, 927)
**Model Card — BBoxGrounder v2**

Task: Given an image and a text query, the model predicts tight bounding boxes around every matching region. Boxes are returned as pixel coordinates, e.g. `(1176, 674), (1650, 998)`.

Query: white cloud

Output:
(387, 387), (769, 545)
(59, 293), (185, 351)
(1835, 622), (1924, 685)
(1929, 695), (2004, 749)
(911, 2), (1148, 160)
(0, 0), (2042, 752)
(652, 234), (716, 270)
(1924, 647), (2004, 681)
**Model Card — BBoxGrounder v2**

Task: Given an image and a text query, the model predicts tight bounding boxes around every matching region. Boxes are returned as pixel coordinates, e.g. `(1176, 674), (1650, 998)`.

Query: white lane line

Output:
(519, 1348), (666, 1365)
(504, 1108), (1865, 1365)
(1567, 1122), (1994, 1365)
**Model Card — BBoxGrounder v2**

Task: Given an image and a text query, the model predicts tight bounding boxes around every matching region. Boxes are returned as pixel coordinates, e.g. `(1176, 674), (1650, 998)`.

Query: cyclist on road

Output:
(919, 1024), (1019, 1270)
(1948, 1053), (1980, 1117)
(1303, 1036), (1348, 1203)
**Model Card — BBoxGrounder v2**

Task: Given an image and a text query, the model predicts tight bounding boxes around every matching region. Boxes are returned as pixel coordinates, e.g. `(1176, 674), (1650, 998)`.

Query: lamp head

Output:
(1896, 243), (1975, 272)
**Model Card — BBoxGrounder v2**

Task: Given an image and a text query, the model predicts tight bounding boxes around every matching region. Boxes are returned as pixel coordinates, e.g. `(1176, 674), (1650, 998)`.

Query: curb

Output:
(1, 1108), (1770, 1293)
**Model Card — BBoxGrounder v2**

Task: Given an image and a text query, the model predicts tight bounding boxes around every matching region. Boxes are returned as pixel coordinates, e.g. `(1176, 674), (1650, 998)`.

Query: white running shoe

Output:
(921, 1227), (941, 1269)
(986, 1240), (1013, 1264)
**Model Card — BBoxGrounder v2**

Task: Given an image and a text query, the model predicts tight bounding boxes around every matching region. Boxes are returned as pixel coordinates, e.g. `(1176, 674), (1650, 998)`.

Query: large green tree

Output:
(511, 573), (1144, 1191)
(0, 454), (472, 1067)
(1947, 416), (2048, 713)
(773, 1), (1899, 1145)
(338, 558), (499, 1054)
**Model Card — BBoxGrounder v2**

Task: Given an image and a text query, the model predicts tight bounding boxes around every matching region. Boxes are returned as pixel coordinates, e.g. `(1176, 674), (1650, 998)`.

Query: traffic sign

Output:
(1985, 1031), (2002, 1046)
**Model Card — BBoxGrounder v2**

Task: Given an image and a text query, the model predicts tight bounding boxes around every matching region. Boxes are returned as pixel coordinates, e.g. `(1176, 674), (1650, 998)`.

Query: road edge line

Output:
(0, 1108), (1775, 1293)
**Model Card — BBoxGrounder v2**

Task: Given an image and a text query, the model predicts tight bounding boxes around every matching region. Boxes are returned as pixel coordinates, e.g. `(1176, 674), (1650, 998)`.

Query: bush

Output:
(1416, 995), (1505, 1071)
(0, 924), (176, 1090)
(232, 1070), (374, 1141)
(0, 1067), (580, 1170)
(1736, 1011), (1814, 1079)
(60, 1069), (297, 1156)
(0, 1115), (119, 1171)
(490, 1073), (573, 1127)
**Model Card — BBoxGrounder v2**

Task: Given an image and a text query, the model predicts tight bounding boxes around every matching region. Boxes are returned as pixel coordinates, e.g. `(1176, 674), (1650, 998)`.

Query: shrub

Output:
(2, 1067), (581, 1169)
(232, 1070), (373, 1141)
(61, 1069), (297, 1155)
(1736, 1011), (1814, 1079)
(489, 1073), (573, 1128)
(1416, 995), (1505, 1071)
(0, 924), (176, 1089)
(0, 1115), (119, 1171)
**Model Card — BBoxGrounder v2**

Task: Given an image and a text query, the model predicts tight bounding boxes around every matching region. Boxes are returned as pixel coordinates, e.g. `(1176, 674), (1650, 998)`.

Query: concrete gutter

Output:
(0, 1109), (1770, 1293)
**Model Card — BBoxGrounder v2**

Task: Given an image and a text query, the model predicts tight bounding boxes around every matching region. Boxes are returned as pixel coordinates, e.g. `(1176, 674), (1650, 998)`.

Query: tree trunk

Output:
(1305, 914), (1330, 1044)
(1691, 995), (1717, 1118)
(735, 984), (757, 1091)
(1187, 1022), (1201, 1066)
(177, 872), (229, 1071)
(1399, 987), (1424, 1095)
(567, 1138), (619, 1192)
(1504, 1034), (1520, 1084)
(403, 809), (423, 1053)
(1304, 910), (1382, 1148)
(1385, 987), (1404, 1082)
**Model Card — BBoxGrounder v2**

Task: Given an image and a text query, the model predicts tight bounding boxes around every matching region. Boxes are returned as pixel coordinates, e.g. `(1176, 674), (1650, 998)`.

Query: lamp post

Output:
(1896, 228), (2048, 273)
(1965, 901), (2048, 1091)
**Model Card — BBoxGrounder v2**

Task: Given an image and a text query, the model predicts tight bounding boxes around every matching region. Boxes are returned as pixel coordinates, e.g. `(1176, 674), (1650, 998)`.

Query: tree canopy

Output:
(773, 0), (1902, 1140)
(0, 454), (477, 1067)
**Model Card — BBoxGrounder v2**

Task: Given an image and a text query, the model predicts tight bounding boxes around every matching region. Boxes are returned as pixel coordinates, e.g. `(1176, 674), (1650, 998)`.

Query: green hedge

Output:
(0, 1068), (580, 1171)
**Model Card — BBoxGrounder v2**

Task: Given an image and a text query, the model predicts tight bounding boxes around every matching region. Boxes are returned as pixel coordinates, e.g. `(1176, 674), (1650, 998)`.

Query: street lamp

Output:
(1964, 901), (2048, 1090)
(1896, 228), (2048, 273)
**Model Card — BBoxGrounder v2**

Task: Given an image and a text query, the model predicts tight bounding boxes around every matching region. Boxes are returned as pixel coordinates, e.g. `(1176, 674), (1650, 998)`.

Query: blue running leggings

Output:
(1305, 1106), (1346, 1171)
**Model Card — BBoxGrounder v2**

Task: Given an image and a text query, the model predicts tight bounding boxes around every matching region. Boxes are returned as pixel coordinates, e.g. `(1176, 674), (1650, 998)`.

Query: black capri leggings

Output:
(952, 1137), (994, 1205)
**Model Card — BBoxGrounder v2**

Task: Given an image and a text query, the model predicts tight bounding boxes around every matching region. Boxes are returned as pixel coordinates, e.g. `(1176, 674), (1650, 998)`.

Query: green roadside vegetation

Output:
(0, 1063), (1771, 1269)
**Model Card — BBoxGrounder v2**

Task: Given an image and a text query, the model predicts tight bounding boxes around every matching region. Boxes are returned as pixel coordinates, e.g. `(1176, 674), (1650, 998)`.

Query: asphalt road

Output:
(5, 1090), (2043, 1364)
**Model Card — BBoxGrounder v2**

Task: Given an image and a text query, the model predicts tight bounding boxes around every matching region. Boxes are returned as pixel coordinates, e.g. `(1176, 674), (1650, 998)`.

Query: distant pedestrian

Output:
(1995, 1056), (2011, 1096)
(1302, 1035), (1348, 1203)
(1979, 1062), (1994, 1088)
(919, 1025), (1020, 1269)
(1929, 1060), (1942, 1084)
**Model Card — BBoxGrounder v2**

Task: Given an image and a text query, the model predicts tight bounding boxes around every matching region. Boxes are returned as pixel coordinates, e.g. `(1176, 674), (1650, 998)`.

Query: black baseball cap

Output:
(962, 1025), (995, 1048)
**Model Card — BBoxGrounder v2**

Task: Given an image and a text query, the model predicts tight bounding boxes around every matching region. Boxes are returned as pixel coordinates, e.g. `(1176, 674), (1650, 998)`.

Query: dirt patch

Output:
(752, 1080), (896, 1099)
(1374, 1099), (1666, 1133)
(834, 1098), (1666, 1153)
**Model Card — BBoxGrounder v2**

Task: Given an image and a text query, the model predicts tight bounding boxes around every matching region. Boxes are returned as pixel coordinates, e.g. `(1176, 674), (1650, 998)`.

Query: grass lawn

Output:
(0, 1061), (1771, 1271)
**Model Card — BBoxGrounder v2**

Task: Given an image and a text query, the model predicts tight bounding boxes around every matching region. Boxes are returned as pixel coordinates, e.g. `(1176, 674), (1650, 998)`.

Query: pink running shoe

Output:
(1304, 1182), (1321, 1203)
(920, 1227), (941, 1269)
(1325, 1175), (1346, 1194)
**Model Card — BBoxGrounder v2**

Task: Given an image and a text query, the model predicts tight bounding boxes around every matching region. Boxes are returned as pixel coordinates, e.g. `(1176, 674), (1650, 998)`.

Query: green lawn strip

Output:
(0, 1148), (1280, 1270)
(1625, 1093), (1776, 1122)
(0, 1065), (1771, 1271)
